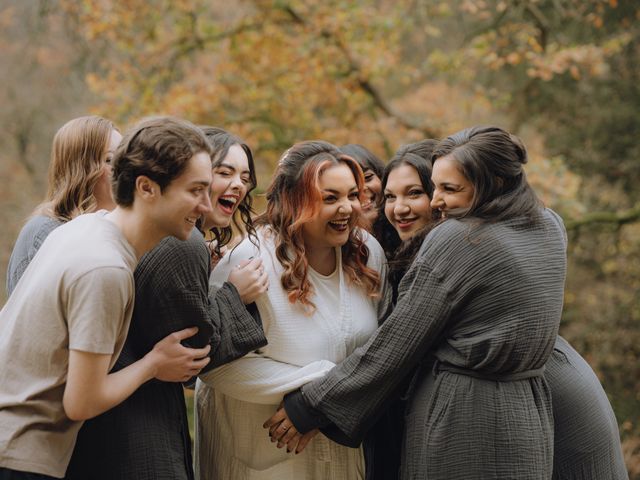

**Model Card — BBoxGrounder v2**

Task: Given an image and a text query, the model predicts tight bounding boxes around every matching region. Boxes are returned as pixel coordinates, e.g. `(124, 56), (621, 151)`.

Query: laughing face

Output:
(361, 168), (382, 226)
(201, 144), (252, 231)
(153, 151), (213, 241)
(384, 163), (432, 241)
(302, 162), (361, 252)
(430, 155), (475, 217)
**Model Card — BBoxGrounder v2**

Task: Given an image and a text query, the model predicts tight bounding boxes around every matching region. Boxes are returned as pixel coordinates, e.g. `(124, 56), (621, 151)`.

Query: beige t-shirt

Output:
(0, 211), (136, 478)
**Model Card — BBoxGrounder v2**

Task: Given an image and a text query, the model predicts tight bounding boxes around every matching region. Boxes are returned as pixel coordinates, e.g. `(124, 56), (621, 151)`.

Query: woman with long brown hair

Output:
(6, 115), (121, 294)
(195, 140), (388, 479)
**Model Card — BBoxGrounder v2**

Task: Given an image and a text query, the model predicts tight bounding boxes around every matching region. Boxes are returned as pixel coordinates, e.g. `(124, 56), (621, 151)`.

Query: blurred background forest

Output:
(1, 0), (638, 474)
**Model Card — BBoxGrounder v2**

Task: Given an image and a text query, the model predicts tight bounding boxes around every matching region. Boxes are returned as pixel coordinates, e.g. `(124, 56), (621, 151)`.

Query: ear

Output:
(135, 175), (159, 201)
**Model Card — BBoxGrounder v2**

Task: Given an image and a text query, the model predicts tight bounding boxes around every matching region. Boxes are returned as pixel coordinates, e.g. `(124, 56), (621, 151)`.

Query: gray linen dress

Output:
(6, 215), (62, 295)
(547, 336), (628, 479)
(288, 209), (567, 479)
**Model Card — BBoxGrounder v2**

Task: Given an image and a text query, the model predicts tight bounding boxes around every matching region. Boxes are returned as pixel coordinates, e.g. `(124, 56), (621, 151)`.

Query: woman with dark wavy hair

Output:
(339, 144), (385, 229)
(268, 126), (570, 479)
(196, 140), (388, 480)
(199, 126), (258, 262)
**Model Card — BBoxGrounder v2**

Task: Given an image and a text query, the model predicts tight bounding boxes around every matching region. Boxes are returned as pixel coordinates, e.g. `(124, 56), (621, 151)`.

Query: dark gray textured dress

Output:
(64, 229), (267, 480)
(547, 336), (628, 479)
(286, 209), (567, 479)
(6, 215), (62, 295)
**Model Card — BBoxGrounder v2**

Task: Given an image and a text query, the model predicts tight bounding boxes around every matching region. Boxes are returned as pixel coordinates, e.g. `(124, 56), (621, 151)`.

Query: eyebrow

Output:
(191, 180), (211, 187)
(322, 185), (358, 194)
(385, 183), (423, 192)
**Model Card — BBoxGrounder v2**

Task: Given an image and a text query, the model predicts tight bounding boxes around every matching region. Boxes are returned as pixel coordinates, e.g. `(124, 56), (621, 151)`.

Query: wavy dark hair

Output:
(373, 139), (439, 258)
(432, 126), (542, 222)
(256, 140), (381, 311)
(200, 126), (258, 255)
(372, 139), (439, 299)
(339, 144), (385, 180)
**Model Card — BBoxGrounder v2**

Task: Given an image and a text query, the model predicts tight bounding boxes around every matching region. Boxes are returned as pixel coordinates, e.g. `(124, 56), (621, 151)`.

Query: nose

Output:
(200, 189), (213, 213)
(229, 173), (244, 190)
(394, 200), (410, 216)
(338, 198), (353, 215)
(430, 190), (443, 210)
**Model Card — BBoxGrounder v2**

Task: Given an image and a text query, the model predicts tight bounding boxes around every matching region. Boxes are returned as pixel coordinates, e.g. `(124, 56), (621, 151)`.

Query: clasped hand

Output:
(263, 405), (318, 454)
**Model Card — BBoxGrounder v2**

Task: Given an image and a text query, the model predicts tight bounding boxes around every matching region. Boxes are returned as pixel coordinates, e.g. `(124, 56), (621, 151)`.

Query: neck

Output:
(105, 206), (164, 259)
(306, 244), (336, 276)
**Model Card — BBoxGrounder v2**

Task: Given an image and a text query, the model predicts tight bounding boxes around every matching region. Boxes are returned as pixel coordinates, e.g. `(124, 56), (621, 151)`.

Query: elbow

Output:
(62, 395), (95, 421)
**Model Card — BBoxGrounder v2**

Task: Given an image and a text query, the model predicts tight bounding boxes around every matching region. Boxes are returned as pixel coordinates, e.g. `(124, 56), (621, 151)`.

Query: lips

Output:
(328, 217), (350, 232)
(185, 217), (197, 226)
(395, 217), (418, 229)
(217, 195), (239, 215)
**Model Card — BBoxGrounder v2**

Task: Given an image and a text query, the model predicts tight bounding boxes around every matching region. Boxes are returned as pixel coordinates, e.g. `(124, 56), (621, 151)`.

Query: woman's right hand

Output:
(227, 257), (269, 304)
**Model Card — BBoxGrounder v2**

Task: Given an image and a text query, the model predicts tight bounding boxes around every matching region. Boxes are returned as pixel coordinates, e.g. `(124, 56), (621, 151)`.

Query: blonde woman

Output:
(6, 115), (121, 295)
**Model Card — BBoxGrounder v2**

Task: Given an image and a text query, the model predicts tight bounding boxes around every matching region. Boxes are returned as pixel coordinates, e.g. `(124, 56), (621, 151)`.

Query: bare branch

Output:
(565, 204), (640, 230)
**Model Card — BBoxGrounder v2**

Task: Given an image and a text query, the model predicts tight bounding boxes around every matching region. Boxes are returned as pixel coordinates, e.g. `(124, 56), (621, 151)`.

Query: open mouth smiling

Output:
(328, 217), (350, 232)
(218, 195), (239, 215)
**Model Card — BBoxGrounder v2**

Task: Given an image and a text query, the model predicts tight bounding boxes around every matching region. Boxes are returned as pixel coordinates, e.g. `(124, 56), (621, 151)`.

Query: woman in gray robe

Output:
(267, 126), (567, 479)
(371, 137), (628, 479)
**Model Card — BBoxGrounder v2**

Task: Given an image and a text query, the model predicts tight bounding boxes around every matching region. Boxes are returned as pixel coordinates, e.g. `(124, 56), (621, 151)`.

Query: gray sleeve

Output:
(202, 282), (267, 370)
(299, 255), (453, 441)
(6, 217), (61, 296)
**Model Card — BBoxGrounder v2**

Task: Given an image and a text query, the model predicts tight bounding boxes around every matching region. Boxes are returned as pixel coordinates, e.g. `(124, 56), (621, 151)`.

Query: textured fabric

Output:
(547, 336), (628, 480)
(195, 227), (387, 480)
(6, 215), (63, 296)
(288, 209), (567, 479)
(65, 229), (267, 480)
(0, 212), (136, 478)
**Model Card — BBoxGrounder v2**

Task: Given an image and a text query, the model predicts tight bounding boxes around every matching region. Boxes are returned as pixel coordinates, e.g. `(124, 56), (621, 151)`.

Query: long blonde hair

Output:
(35, 115), (115, 221)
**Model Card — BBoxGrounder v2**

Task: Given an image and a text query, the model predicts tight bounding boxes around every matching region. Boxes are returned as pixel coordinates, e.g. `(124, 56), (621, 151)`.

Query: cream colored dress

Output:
(195, 227), (386, 479)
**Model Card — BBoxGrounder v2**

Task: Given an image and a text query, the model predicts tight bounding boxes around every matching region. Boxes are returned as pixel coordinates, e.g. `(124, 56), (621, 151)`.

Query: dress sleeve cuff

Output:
(284, 389), (330, 434)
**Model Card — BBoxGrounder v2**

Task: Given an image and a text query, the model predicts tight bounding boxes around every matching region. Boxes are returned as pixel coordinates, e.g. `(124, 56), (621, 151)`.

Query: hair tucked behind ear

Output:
(256, 140), (381, 312)
(432, 126), (542, 223)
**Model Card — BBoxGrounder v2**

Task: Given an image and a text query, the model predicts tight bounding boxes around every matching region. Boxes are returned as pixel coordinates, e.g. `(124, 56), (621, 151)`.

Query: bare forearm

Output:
(64, 353), (157, 421)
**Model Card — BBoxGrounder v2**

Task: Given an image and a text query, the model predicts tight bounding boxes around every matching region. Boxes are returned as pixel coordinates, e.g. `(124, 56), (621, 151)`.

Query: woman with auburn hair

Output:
(195, 140), (389, 480)
(6, 115), (121, 295)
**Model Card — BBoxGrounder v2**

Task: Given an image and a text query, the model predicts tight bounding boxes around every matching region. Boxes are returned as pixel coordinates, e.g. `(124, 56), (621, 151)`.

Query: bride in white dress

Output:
(195, 140), (388, 479)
